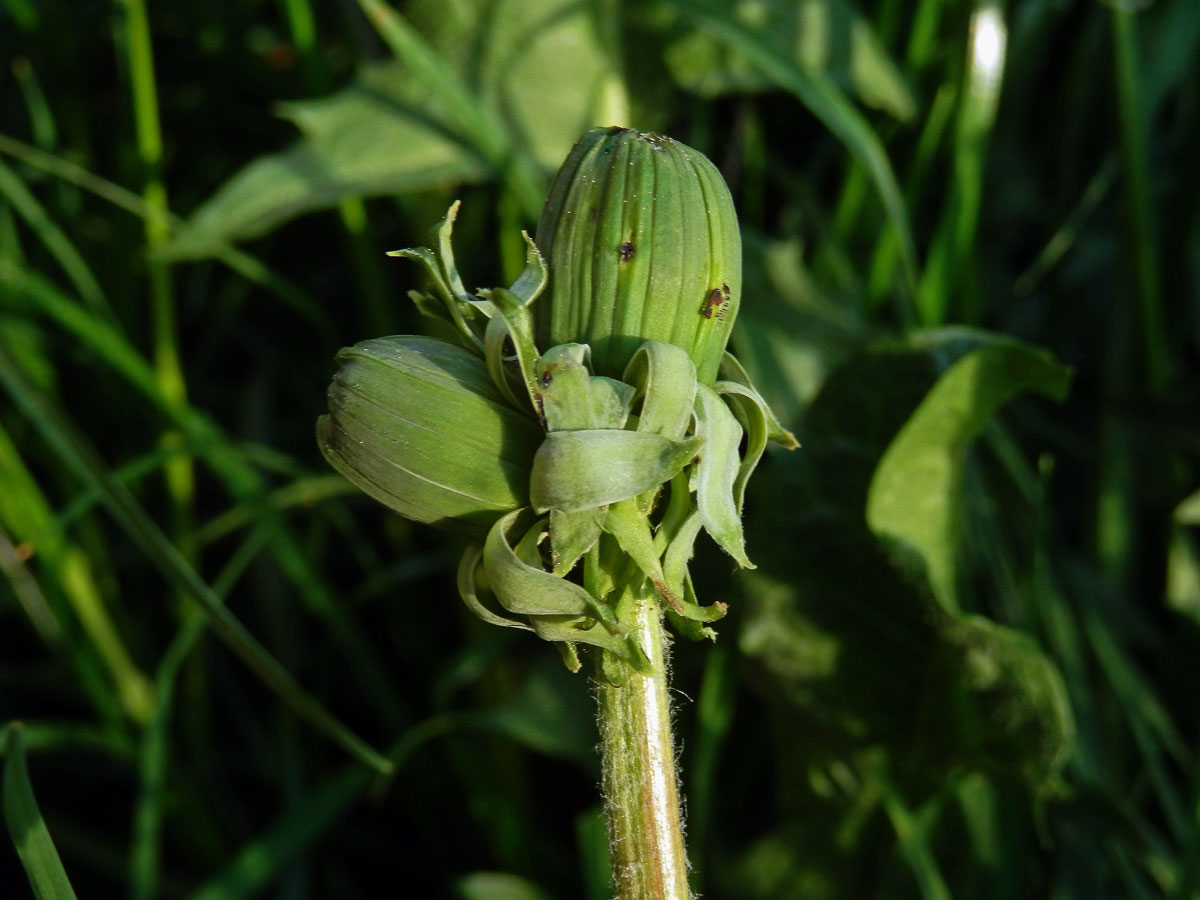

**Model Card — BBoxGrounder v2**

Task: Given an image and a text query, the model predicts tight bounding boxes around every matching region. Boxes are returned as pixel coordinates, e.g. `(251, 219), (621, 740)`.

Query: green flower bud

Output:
(535, 126), (741, 385)
(317, 335), (541, 534)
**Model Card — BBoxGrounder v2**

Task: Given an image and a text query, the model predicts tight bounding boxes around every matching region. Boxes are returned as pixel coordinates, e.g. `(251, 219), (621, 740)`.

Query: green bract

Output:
(317, 335), (541, 534)
(535, 126), (741, 384)
(320, 127), (797, 677)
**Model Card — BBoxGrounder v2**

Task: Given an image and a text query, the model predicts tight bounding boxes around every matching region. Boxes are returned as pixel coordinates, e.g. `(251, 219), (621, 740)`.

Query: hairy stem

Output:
(597, 590), (690, 900)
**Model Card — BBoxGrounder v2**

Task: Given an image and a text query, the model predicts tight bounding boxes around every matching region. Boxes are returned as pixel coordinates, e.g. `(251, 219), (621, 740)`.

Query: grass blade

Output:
(0, 347), (394, 775)
(914, 0), (1007, 325)
(0, 160), (108, 314)
(2, 723), (81, 900)
(1, 261), (405, 731)
(0, 131), (328, 331)
(667, 0), (918, 294)
(1111, 6), (1169, 396)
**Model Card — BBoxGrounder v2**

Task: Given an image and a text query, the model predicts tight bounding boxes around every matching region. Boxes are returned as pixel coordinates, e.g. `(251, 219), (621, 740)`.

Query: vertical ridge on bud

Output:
(536, 127), (741, 384)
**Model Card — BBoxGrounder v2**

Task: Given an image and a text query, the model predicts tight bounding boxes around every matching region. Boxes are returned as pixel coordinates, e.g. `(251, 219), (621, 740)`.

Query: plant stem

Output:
(115, 0), (195, 557)
(596, 589), (690, 900)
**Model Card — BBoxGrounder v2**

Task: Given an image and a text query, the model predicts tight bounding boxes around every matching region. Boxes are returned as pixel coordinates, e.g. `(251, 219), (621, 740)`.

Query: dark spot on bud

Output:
(619, 240), (635, 262)
(701, 288), (724, 319)
(539, 369), (553, 389)
(721, 283), (731, 298)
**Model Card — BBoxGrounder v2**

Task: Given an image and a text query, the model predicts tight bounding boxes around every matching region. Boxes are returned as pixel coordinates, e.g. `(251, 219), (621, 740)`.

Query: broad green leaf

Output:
(408, 0), (629, 170)
(530, 431), (703, 513)
(866, 338), (1071, 606)
(692, 384), (752, 567)
(738, 509), (1074, 792)
(664, 0), (917, 122)
(3, 725), (80, 900)
(162, 61), (489, 260)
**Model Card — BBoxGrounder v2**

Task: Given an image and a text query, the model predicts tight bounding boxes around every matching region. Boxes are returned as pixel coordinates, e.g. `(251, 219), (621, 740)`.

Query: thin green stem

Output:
(1111, 6), (1169, 397)
(115, 0), (195, 552)
(596, 589), (690, 900)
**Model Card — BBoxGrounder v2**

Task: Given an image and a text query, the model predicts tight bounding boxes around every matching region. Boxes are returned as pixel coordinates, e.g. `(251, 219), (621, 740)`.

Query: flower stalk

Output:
(597, 588), (690, 900)
(320, 127), (797, 899)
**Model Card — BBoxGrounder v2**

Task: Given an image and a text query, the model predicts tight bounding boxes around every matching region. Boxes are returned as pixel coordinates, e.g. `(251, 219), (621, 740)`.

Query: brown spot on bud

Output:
(619, 240), (635, 262)
(701, 288), (725, 319)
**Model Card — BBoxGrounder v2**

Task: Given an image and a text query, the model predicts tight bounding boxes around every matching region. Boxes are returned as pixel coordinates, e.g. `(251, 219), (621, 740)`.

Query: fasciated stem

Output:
(596, 589), (691, 900)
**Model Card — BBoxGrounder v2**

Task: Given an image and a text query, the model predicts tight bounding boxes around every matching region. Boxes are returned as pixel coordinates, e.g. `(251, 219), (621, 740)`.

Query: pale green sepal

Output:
(549, 507), (605, 576)
(666, 576), (723, 640)
(527, 615), (652, 674)
(584, 538), (620, 603)
(667, 609), (718, 643)
(602, 499), (680, 610)
(407, 288), (447, 325)
(480, 287), (542, 414)
(484, 314), (525, 411)
(389, 245), (483, 350)
(653, 470), (695, 556)
(531, 431), (705, 513)
(693, 384), (753, 568)
(659, 510), (726, 623)
(456, 544), (533, 632)
(556, 641), (582, 673)
(678, 570), (727, 623)
(433, 200), (474, 307)
(720, 351), (799, 449)
(586, 377), (635, 430)
(508, 231), (548, 305)
(623, 341), (698, 440)
(538, 344), (633, 431)
(483, 510), (622, 631)
(661, 510), (704, 600)
(537, 344), (594, 431)
(715, 380), (769, 513)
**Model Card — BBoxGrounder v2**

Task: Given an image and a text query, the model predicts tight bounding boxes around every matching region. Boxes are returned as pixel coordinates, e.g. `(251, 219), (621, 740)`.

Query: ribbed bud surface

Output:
(535, 126), (741, 384)
(318, 336), (541, 533)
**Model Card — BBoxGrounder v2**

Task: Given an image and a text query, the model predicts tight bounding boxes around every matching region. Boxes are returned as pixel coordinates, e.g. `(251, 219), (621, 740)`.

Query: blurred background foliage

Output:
(1, 0), (1199, 897)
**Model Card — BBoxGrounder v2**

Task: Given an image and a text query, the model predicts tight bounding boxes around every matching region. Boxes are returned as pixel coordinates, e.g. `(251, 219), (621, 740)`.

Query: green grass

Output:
(2, 0), (1199, 897)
